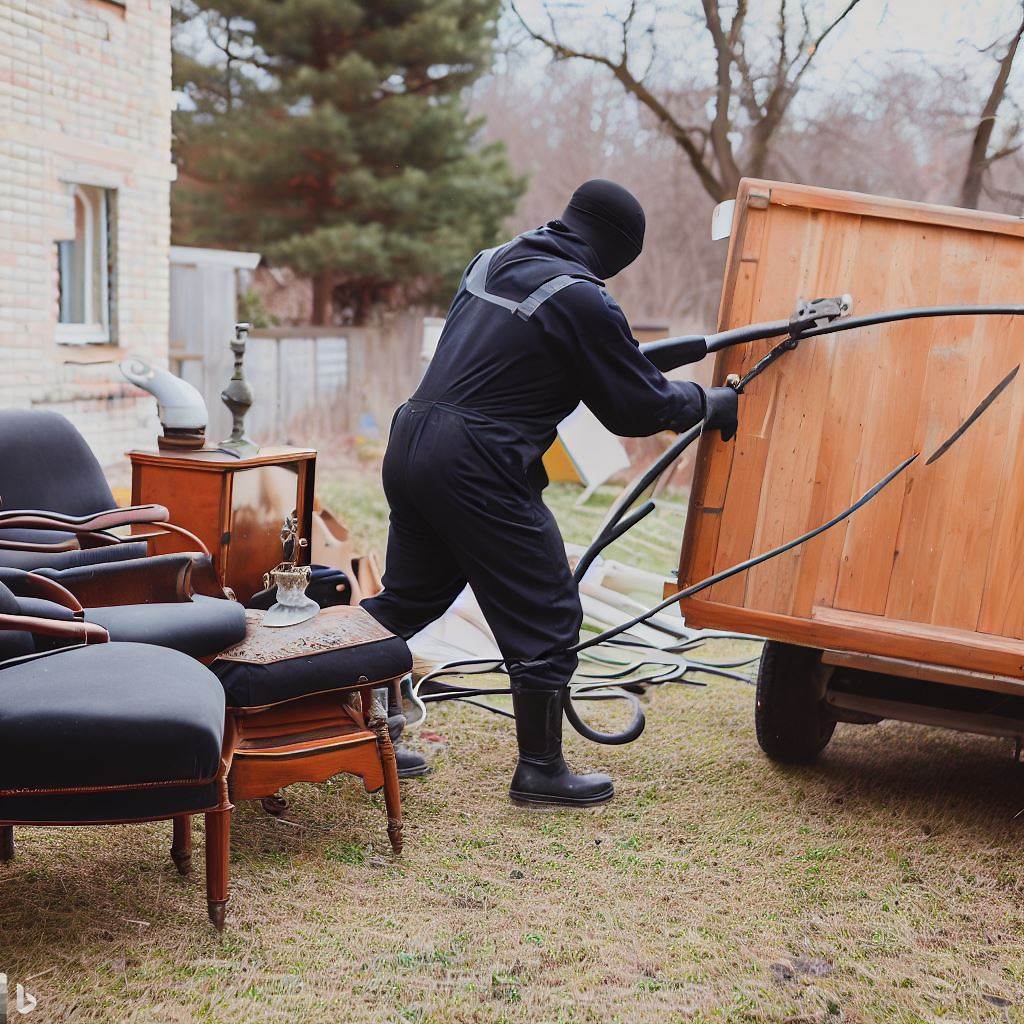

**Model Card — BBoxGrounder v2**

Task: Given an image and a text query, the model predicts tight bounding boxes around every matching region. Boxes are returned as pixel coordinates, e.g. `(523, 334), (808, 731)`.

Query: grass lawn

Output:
(2, 470), (1023, 1023)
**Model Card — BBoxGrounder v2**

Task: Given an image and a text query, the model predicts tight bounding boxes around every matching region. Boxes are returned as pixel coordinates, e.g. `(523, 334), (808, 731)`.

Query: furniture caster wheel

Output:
(755, 641), (835, 763)
(260, 793), (289, 816)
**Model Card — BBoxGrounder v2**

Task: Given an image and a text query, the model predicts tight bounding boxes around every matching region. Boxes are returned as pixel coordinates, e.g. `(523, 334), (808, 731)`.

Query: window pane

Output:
(57, 240), (74, 323)
(57, 185), (110, 335)
(70, 193), (87, 322)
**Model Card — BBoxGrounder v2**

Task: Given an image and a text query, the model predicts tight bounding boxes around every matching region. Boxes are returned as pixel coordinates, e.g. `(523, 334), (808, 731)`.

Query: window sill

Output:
(56, 324), (110, 346)
(60, 343), (128, 366)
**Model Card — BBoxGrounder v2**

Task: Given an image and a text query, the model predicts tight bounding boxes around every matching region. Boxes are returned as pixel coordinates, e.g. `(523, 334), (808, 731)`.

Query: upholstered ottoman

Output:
(210, 606), (413, 854)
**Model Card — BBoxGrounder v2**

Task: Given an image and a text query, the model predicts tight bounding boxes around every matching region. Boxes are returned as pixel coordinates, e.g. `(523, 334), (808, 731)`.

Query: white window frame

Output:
(56, 185), (112, 346)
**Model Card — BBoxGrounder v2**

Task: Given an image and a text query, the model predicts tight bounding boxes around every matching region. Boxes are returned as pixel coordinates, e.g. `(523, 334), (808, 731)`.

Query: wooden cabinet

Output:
(129, 446), (316, 604)
(675, 179), (1024, 679)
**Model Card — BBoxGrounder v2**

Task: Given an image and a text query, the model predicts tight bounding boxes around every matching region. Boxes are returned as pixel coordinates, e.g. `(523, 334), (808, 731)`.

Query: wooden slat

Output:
(763, 179), (1024, 239)
(680, 183), (772, 591)
(918, 235), (1015, 629)
(831, 220), (942, 614)
(707, 205), (814, 606)
(821, 650), (1024, 698)
(676, 596), (1024, 678)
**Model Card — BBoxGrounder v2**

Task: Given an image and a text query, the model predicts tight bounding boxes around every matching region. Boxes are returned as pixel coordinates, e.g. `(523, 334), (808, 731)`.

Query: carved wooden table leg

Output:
(204, 808), (231, 930)
(171, 815), (192, 875)
(0, 825), (13, 863)
(260, 792), (289, 816)
(367, 693), (403, 856)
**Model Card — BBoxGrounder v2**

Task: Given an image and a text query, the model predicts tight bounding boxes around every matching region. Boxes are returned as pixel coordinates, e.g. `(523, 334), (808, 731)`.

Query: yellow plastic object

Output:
(542, 438), (582, 484)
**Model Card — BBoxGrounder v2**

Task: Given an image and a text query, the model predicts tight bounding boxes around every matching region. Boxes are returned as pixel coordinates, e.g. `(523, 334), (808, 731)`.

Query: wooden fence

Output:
(247, 313), (423, 443)
(175, 310), (424, 446)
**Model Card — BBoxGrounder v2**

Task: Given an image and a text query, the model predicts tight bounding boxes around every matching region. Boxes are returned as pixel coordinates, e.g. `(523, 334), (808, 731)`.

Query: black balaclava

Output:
(560, 179), (645, 278)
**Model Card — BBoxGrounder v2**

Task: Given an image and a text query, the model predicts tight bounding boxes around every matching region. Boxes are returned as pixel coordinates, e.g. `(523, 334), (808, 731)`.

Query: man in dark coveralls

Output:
(362, 180), (739, 807)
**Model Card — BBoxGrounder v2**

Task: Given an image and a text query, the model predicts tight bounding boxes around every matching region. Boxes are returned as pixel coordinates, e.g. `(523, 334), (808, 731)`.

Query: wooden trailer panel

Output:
(676, 180), (1024, 677)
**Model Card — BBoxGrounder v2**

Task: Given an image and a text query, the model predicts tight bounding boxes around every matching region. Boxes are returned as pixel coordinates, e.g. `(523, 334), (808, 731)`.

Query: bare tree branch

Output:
(511, 0), (727, 199)
(961, 0), (1024, 208)
(514, 0), (867, 202)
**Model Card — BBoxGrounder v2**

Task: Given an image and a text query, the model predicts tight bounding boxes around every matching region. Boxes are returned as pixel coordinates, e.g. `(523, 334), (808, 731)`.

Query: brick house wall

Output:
(0, 0), (173, 484)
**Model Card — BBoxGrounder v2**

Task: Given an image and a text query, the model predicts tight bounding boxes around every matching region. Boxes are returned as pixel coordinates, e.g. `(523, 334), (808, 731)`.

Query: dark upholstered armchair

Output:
(0, 572), (234, 928)
(0, 411), (219, 592)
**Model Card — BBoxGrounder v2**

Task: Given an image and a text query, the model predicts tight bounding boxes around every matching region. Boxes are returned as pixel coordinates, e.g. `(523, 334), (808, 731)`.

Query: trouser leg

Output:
(367, 404), (612, 804)
(361, 504), (466, 641)
(361, 469), (465, 777)
(434, 493), (613, 806)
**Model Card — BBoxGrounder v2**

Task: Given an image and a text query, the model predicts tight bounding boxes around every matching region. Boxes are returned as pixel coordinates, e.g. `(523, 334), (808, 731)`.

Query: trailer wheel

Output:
(755, 641), (835, 763)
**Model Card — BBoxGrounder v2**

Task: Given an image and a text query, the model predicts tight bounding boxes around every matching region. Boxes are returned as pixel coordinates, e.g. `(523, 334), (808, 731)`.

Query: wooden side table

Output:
(128, 446), (317, 604)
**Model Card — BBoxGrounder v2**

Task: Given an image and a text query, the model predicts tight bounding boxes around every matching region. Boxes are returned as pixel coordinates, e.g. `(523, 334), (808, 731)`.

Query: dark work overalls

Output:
(362, 222), (707, 692)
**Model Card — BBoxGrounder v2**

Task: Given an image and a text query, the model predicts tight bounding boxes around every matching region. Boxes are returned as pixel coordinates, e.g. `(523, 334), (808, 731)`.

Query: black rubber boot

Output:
(509, 682), (613, 807)
(385, 683), (431, 779)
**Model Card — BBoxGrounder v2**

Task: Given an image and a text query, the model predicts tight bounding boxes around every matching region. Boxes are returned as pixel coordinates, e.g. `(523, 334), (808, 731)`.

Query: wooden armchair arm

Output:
(0, 504), (169, 532)
(0, 614), (108, 645)
(0, 569), (84, 615)
(40, 554), (199, 607)
(0, 509), (210, 559)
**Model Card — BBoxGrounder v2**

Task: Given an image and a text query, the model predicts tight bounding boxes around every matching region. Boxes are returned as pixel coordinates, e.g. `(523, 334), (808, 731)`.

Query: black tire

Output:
(755, 641), (836, 763)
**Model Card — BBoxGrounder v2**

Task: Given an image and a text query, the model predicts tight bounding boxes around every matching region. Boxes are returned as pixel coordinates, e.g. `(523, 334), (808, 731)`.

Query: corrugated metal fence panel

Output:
(277, 338), (317, 442)
(315, 336), (348, 401)
(244, 337), (281, 444)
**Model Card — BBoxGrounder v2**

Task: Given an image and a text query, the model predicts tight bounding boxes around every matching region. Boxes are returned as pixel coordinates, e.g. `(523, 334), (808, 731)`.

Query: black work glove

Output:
(703, 386), (739, 441)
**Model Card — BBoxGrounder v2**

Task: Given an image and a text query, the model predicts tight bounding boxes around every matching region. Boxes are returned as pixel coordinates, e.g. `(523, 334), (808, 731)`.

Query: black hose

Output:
(642, 305), (1024, 375)
(572, 500), (655, 582)
(562, 685), (646, 744)
(588, 423), (702, 549)
(789, 303), (1024, 343)
(418, 673), (648, 743)
(705, 319), (791, 352)
(640, 334), (708, 370)
(705, 304), (1024, 354)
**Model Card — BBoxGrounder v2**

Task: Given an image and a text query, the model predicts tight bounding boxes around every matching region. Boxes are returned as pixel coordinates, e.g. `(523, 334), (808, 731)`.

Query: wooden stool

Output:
(210, 606), (411, 855)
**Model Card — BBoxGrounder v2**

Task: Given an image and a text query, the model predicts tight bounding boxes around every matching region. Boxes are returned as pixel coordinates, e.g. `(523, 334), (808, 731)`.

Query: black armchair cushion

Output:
(85, 596), (247, 658)
(0, 643), (224, 823)
(0, 409), (149, 572)
(212, 634), (413, 709)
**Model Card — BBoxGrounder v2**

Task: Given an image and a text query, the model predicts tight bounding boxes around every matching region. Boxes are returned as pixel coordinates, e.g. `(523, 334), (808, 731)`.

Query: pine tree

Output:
(172, 0), (524, 323)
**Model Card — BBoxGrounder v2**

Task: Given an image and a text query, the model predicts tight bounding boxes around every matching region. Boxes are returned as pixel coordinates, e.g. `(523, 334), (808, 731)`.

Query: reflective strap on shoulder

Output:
(464, 245), (600, 320)
(464, 246), (519, 314)
(514, 275), (590, 320)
